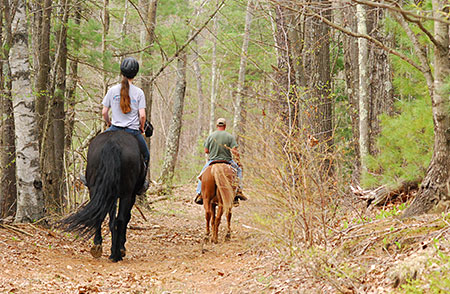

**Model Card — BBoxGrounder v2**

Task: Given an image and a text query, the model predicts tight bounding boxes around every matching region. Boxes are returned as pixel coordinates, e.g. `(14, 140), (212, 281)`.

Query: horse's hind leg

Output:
(110, 194), (135, 262)
(225, 210), (232, 241)
(90, 226), (103, 258)
(204, 201), (212, 243)
(212, 205), (223, 244)
(118, 195), (136, 258)
(108, 202), (120, 262)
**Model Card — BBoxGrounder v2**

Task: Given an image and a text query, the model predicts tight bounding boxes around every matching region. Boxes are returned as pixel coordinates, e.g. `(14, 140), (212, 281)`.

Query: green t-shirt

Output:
(204, 130), (238, 161)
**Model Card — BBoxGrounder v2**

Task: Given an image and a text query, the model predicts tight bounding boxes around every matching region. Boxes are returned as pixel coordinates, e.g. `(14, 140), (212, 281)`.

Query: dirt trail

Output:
(0, 185), (306, 293)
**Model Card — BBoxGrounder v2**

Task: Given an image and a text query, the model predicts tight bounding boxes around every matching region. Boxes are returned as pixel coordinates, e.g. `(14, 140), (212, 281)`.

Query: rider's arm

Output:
(139, 108), (146, 133)
(102, 106), (111, 127)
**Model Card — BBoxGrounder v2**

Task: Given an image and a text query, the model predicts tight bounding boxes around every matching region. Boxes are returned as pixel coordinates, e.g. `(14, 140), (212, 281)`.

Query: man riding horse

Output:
(194, 118), (247, 205)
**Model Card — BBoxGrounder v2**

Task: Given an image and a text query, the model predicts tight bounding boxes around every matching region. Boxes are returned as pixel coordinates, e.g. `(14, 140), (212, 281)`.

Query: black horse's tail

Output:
(61, 141), (122, 237)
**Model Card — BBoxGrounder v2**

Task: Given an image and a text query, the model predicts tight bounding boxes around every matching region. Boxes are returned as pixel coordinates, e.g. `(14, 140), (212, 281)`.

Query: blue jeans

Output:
(196, 160), (242, 195)
(106, 125), (150, 164)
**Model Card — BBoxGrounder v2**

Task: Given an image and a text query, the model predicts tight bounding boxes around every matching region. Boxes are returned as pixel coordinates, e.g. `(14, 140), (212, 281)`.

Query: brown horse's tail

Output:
(211, 164), (234, 213)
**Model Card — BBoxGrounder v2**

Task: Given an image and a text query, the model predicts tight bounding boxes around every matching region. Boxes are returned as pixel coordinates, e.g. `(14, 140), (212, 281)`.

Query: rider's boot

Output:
(233, 188), (248, 206)
(136, 161), (149, 195)
(194, 193), (203, 205)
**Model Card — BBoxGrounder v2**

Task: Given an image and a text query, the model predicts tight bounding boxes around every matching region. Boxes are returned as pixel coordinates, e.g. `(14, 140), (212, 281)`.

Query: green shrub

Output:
(362, 97), (433, 189)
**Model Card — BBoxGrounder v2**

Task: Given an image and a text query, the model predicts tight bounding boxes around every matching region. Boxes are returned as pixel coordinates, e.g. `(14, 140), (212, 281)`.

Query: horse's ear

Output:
(144, 121), (153, 137)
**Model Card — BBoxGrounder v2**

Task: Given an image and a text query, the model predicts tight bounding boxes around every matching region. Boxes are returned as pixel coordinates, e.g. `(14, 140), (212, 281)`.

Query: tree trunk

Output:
(65, 4), (81, 152)
(233, 0), (253, 147)
(357, 3), (370, 173)
(403, 0), (450, 217)
(64, 3), (81, 212)
(159, 52), (187, 185)
(49, 0), (69, 212)
(101, 0), (110, 97)
(34, 0), (52, 147)
(191, 0), (205, 149)
(121, 0), (128, 37)
(366, 7), (394, 152)
(341, 3), (360, 178)
(209, 0), (219, 134)
(0, 0), (16, 218)
(272, 4), (296, 131)
(342, 3), (394, 180)
(298, 1), (332, 147)
(10, 0), (44, 222)
(139, 0), (157, 180)
(192, 37), (205, 144)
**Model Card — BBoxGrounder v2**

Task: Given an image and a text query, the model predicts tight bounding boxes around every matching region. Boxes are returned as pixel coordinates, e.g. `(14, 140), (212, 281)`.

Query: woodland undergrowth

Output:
(242, 117), (450, 293)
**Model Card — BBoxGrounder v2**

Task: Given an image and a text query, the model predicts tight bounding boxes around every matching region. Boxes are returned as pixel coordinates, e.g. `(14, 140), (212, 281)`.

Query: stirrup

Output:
(194, 194), (203, 205)
(235, 190), (248, 201)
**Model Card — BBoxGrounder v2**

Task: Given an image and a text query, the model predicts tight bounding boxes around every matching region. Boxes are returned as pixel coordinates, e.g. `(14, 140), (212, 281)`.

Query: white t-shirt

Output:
(102, 83), (146, 130)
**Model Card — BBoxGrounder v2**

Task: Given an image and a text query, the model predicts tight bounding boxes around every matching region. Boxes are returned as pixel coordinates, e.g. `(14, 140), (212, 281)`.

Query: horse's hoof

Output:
(120, 248), (126, 257)
(109, 254), (122, 262)
(90, 244), (102, 258)
(212, 238), (218, 244)
(225, 233), (231, 241)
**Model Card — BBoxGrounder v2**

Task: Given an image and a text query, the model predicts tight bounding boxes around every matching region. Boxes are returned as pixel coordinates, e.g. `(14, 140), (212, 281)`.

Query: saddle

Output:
(209, 160), (231, 166)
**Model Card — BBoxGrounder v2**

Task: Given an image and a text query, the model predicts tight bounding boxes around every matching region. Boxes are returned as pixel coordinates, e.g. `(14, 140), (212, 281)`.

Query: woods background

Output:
(0, 0), (448, 241)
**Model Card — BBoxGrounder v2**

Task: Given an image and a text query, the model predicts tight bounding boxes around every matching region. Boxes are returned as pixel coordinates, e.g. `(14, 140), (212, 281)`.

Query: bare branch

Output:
(390, 1), (442, 49)
(127, 0), (167, 61)
(149, 0), (227, 83)
(352, 0), (450, 25)
(391, 12), (434, 88)
(273, 0), (425, 72)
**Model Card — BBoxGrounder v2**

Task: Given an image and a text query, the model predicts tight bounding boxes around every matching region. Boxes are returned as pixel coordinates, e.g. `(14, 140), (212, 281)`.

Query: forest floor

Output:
(0, 185), (311, 294)
(1, 184), (450, 293)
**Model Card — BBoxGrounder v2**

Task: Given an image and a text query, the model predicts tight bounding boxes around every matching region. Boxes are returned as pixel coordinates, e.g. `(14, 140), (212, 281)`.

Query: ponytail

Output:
(120, 76), (131, 114)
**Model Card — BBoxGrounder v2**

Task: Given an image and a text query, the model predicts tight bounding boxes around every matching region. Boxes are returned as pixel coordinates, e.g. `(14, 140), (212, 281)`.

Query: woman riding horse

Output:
(61, 57), (150, 261)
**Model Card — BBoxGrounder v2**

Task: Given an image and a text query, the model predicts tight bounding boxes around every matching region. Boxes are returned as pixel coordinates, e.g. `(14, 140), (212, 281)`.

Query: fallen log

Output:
(351, 181), (419, 207)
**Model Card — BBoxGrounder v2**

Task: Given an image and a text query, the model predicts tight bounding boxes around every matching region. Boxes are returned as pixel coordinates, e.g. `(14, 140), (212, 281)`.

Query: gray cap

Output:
(216, 118), (226, 126)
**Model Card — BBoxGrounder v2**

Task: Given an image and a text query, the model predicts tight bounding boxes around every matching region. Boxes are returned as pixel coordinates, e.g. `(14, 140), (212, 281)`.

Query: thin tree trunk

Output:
(233, 0), (253, 147)
(140, 0), (157, 180)
(191, 0), (205, 148)
(64, 3), (81, 212)
(159, 52), (187, 185)
(341, 3), (360, 179)
(65, 4), (81, 152)
(0, 0), (16, 218)
(121, 0), (128, 37)
(102, 0), (110, 97)
(342, 3), (394, 180)
(209, 0), (219, 134)
(357, 3), (369, 174)
(272, 4), (296, 131)
(10, 0), (44, 222)
(192, 37), (205, 142)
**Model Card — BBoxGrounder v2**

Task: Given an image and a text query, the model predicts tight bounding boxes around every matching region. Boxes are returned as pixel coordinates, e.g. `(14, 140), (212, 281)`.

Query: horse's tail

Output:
(211, 164), (234, 213)
(61, 141), (122, 237)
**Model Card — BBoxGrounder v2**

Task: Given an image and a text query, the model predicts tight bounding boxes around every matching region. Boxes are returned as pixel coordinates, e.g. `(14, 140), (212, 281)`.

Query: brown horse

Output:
(200, 162), (236, 243)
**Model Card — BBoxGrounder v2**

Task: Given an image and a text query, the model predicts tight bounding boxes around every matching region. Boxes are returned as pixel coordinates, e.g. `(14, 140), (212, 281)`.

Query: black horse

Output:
(61, 131), (146, 262)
